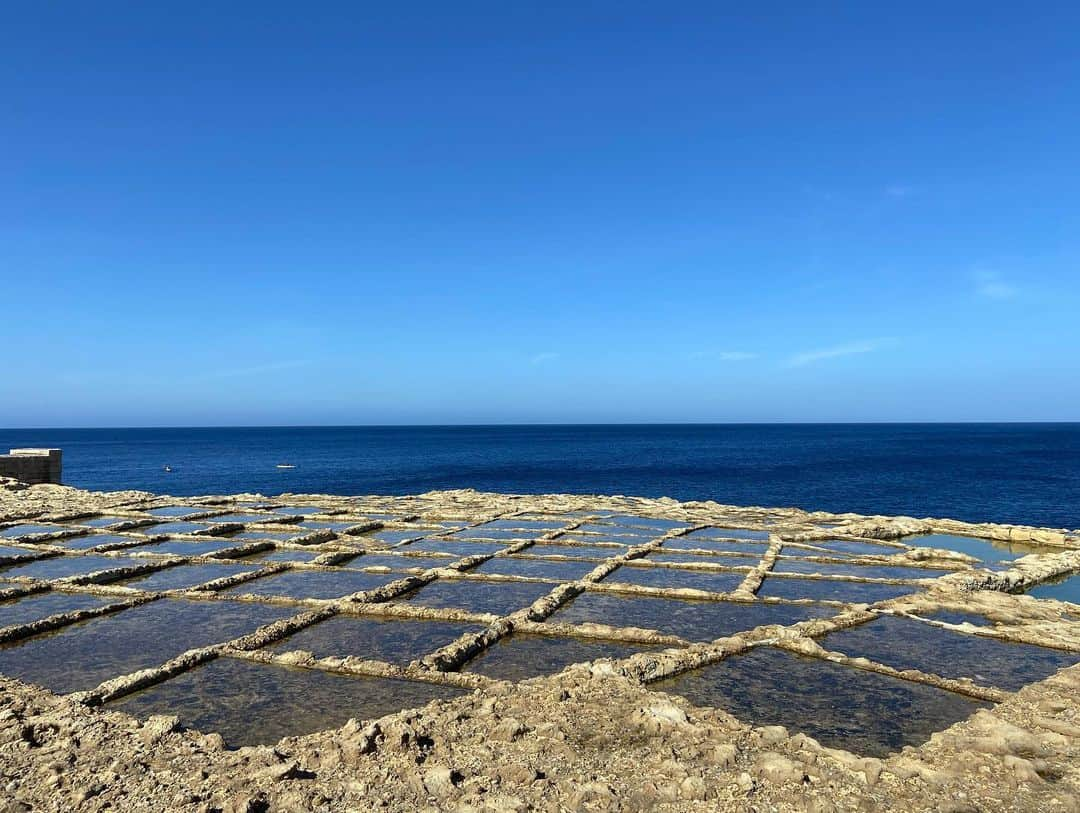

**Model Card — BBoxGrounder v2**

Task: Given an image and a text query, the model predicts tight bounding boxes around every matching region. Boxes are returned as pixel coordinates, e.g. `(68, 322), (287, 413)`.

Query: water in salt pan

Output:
(549, 592), (832, 641)
(111, 656), (465, 747)
(472, 556), (598, 581)
(821, 615), (1080, 691)
(0, 591), (109, 628)
(402, 579), (553, 616)
(605, 566), (745, 593)
(757, 576), (915, 604)
(224, 569), (400, 600)
(653, 646), (990, 758)
(0, 599), (294, 694)
(270, 615), (483, 664)
(463, 633), (664, 682)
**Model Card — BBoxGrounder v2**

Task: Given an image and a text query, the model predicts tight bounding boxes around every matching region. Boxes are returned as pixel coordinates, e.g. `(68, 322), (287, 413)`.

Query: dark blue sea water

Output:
(2, 425), (1078, 529)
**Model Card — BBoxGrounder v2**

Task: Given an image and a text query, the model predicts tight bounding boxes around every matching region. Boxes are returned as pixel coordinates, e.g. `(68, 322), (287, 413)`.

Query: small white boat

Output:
(276, 464), (296, 469)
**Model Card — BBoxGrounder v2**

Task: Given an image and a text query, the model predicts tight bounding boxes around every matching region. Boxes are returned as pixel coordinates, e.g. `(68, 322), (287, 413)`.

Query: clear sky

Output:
(3, 3), (1078, 426)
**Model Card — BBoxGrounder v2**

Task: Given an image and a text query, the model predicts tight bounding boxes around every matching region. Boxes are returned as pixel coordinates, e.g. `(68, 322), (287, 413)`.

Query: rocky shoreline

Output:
(1, 478), (1079, 812)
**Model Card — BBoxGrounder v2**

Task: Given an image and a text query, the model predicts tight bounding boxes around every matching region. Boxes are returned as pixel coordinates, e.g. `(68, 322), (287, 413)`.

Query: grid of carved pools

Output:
(1, 500), (1079, 756)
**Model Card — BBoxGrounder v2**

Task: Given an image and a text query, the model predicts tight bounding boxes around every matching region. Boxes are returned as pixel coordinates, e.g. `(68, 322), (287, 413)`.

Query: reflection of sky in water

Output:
(111, 656), (465, 746)
(653, 646), (989, 758)
(1026, 572), (1080, 605)
(905, 534), (1059, 565)
(822, 615), (1080, 691)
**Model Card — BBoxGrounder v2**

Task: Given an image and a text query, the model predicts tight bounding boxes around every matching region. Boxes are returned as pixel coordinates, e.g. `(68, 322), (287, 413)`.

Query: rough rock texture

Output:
(0, 479), (1078, 811)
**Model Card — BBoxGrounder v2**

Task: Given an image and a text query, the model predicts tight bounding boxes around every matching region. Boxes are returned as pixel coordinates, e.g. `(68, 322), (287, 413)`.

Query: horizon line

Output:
(2, 420), (1079, 431)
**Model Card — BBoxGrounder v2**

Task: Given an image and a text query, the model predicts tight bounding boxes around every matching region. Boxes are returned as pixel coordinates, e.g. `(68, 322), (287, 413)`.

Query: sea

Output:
(1, 424), (1078, 529)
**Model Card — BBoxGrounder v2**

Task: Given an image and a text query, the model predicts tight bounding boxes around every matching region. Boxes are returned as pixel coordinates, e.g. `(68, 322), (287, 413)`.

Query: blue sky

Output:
(3, 3), (1078, 426)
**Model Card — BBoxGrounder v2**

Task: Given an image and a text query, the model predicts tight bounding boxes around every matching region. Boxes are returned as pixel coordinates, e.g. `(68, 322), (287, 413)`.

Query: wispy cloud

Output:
(785, 338), (894, 367)
(973, 270), (1018, 300)
(530, 352), (560, 365)
(689, 350), (758, 361)
(885, 184), (914, 198)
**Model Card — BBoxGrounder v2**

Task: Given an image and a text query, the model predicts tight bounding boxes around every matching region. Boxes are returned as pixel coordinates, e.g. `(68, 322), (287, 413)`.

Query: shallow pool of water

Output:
(0, 599), (294, 694)
(273, 506), (326, 515)
(55, 534), (134, 551)
(479, 519), (569, 533)
(0, 545), (36, 559)
(240, 548), (325, 564)
(0, 554), (135, 582)
(205, 513), (277, 524)
(224, 569), (400, 600)
(146, 506), (206, 519)
(660, 537), (769, 556)
(404, 540), (509, 557)
(549, 592), (833, 640)
(401, 579), (553, 616)
(0, 524), (67, 539)
(110, 656), (466, 747)
(72, 516), (133, 529)
(463, 633), (663, 682)
(527, 543), (624, 560)
(685, 527), (770, 542)
(756, 577), (916, 604)
(906, 534), (1058, 565)
(118, 563), (253, 591)
(133, 538), (248, 557)
(772, 559), (949, 581)
(350, 553), (432, 571)
(472, 556), (598, 581)
(270, 615), (483, 664)
(822, 615), (1080, 691)
(366, 529), (436, 545)
(644, 550), (761, 568)
(1024, 572), (1080, 605)
(573, 523), (659, 539)
(813, 539), (906, 557)
(0, 591), (109, 628)
(133, 522), (212, 537)
(595, 515), (689, 532)
(652, 646), (990, 758)
(605, 566), (745, 593)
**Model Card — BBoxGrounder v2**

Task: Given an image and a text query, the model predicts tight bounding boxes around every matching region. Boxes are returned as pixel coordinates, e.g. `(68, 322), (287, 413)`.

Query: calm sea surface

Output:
(1, 425), (1077, 529)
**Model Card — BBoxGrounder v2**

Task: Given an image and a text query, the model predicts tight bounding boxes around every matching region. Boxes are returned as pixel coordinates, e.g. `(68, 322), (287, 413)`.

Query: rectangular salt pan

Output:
(133, 538), (249, 557)
(270, 615), (484, 664)
(402, 579), (553, 616)
(0, 599), (294, 694)
(472, 556), (598, 581)
(133, 522), (212, 536)
(527, 543), (624, 560)
(118, 563), (253, 591)
(0, 591), (109, 629)
(56, 534), (136, 551)
(757, 577), (915, 603)
(1, 525), (67, 539)
(225, 569), (400, 600)
(464, 633), (663, 682)
(549, 592), (833, 641)
(821, 615), (1080, 691)
(110, 657), (465, 747)
(653, 646), (990, 758)
(771, 559), (950, 581)
(0, 555), (135, 582)
(1026, 573), (1080, 605)
(604, 566), (745, 593)
(146, 506), (206, 518)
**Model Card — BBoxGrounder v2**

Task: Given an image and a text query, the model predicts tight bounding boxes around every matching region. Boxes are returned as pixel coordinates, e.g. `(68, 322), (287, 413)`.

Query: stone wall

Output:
(0, 448), (62, 484)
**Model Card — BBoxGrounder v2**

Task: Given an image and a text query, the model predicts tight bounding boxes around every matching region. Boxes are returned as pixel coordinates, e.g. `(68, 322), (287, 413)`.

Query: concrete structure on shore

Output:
(0, 448), (61, 484)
